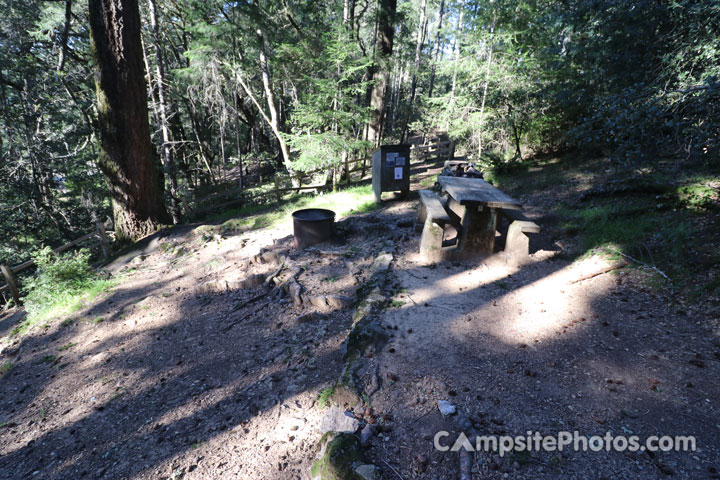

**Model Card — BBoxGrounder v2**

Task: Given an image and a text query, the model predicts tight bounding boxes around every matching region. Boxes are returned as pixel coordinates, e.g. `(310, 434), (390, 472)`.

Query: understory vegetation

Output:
(12, 248), (115, 336)
(0, 0), (718, 306)
(489, 153), (720, 298)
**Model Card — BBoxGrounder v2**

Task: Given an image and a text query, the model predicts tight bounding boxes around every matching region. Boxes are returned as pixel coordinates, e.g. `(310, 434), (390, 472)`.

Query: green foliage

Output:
(552, 0), (720, 163)
(316, 385), (337, 409)
(15, 247), (115, 335)
(285, 27), (373, 173)
(2, 0), (718, 277)
(0, 0), (108, 268)
(676, 184), (719, 211)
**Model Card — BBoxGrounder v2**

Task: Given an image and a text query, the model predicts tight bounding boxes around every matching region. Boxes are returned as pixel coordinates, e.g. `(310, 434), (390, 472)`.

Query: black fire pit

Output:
(292, 208), (336, 249)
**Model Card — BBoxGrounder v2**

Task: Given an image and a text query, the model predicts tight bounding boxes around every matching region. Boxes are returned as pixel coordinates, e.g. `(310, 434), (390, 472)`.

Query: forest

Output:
(1, 0), (717, 266)
(1, 1), (720, 479)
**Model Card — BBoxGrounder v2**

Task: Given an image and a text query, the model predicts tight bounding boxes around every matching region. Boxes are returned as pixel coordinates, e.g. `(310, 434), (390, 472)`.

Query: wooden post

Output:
(96, 222), (111, 259)
(273, 176), (282, 203)
(1, 264), (21, 305)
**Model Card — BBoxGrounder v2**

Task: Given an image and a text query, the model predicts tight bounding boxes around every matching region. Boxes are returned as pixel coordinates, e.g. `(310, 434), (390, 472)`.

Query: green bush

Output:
(14, 247), (114, 335)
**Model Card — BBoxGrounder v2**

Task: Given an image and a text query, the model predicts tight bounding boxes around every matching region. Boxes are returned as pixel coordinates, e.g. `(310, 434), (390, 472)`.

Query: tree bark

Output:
(147, 0), (181, 223)
(367, 0), (397, 147)
(448, 0), (465, 120)
(427, 0), (445, 99)
(57, 0), (73, 72)
(401, 0), (427, 141)
(477, 13), (496, 158)
(89, 0), (170, 241)
(256, 28), (297, 185)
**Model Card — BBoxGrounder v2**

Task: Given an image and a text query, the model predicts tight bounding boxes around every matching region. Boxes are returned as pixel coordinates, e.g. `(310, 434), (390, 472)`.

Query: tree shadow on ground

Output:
(0, 270), (351, 479)
(2, 159), (717, 479)
(361, 230), (720, 479)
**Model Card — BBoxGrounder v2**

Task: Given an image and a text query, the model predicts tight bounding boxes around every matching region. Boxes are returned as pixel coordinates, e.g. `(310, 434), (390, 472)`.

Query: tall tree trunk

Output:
(508, 102), (522, 160)
(427, 0), (445, 99)
(447, 0), (465, 128)
(255, 28), (297, 185)
(147, 0), (181, 223)
(367, 0), (397, 147)
(233, 93), (245, 189)
(56, 0), (72, 72)
(89, 0), (170, 241)
(401, 0), (427, 141)
(477, 13), (495, 158)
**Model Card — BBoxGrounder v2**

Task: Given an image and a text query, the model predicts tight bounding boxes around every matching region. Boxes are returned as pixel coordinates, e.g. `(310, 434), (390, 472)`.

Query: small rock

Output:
(319, 406), (361, 433)
(169, 467), (185, 480)
(438, 400), (456, 416)
(325, 295), (355, 309)
(354, 464), (380, 480)
(306, 295), (330, 310)
(360, 424), (377, 446)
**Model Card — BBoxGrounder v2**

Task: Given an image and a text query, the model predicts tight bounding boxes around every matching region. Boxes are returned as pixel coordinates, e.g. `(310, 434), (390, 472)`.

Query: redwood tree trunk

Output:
(89, 0), (170, 241)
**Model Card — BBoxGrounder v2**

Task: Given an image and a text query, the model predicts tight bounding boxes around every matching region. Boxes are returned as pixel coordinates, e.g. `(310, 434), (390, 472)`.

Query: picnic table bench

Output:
(416, 176), (540, 262)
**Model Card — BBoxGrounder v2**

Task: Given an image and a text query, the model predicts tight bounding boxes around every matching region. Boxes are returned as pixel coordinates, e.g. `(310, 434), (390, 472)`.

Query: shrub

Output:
(14, 247), (114, 334)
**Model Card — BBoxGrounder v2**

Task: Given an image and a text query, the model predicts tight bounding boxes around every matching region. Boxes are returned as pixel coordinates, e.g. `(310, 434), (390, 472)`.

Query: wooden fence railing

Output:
(0, 222), (111, 306)
(188, 140), (455, 219)
(187, 155), (373, 219)
(411, 140), (454, 161)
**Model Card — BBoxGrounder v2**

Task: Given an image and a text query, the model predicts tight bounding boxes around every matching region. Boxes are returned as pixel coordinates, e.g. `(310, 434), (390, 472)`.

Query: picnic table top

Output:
(437, 175), (522, 210)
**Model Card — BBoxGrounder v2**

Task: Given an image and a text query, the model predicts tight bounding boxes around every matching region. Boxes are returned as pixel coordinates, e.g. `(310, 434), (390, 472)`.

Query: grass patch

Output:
(58, 342), (77, 351)
(418, 176), (436, 188)
(39, 355), (57, 364)
(316, 385), (337, 409)
(484, 151), (586, 192)
(675, 183), (718, 211)
(496, 152), (717, 296)
(1, 361), (12, 377)
(555, 197), (701, 279)
(215, 184), (380, 235)
(558, 203), (658, 253)
(12, 247), (116, 337)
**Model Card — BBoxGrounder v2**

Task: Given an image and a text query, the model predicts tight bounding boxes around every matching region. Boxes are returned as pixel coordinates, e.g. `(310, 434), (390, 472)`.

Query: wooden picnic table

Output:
(437, 176), (522, 256)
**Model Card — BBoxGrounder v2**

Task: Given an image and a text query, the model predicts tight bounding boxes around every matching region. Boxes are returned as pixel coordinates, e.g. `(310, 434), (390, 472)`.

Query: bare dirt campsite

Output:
(2, 0), (719, 478)
(1, 154), (719, 480)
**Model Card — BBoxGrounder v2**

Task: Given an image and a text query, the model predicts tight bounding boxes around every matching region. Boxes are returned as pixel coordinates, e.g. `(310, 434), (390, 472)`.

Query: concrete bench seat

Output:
(417, 190), (451, 261)
(498, 208), (541, 261)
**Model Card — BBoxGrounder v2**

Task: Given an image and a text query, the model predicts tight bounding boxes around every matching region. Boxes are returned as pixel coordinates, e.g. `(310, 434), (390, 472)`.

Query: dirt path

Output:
(366, 241), (720, 478)
(1, 158), (719, 480)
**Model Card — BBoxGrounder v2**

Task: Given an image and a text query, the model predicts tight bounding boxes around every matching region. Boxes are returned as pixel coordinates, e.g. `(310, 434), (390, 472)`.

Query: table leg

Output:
(458, 205), (496, 255)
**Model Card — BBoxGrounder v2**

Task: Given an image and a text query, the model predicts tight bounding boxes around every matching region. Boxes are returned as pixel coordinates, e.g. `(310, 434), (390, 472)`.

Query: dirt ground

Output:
(1, 157), (719, 480)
